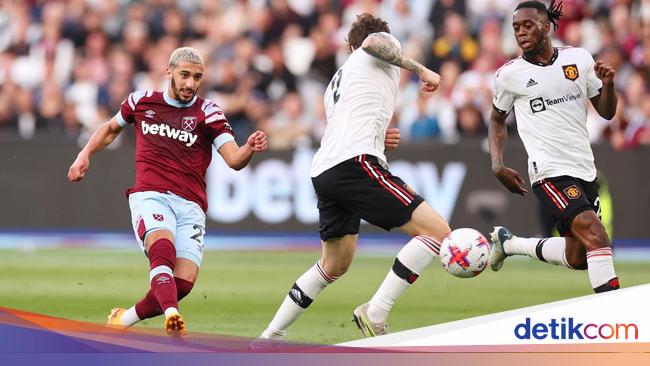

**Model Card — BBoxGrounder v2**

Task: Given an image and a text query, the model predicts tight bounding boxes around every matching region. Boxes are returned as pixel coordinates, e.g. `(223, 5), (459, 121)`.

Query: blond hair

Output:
(168, 47), (204, 68)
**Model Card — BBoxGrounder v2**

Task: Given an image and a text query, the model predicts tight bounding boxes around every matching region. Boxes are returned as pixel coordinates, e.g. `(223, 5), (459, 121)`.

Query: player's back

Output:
(311, 33), (400, 178)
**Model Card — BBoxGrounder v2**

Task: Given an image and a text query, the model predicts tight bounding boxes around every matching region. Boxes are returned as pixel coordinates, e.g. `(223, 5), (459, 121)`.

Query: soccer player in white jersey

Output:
(260, 14), (451, 340)
(488, 1), (620, 293)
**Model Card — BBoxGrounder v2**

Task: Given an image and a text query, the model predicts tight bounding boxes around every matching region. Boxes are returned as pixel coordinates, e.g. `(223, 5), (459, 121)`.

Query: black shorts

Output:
(312, 154), (425, 241)
(532, 175), (601, 236)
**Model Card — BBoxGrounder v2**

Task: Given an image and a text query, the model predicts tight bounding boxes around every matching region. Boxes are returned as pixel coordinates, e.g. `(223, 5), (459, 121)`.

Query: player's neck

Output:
(163, 90), (196, 108)
(522, 40), (557, 67)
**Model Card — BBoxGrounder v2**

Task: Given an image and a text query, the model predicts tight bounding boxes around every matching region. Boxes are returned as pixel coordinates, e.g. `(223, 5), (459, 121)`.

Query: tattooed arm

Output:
(361, 32), (440, 92)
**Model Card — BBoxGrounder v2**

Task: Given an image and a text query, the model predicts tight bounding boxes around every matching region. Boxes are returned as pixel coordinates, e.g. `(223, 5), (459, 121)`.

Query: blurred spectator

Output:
(262, 92), (309, 149)
(0, 0), (647, 152)
(429, 11), (478, 71)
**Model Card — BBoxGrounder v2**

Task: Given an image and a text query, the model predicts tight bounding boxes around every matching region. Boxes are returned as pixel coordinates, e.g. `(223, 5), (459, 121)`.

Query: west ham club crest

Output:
(182, 116), (197, 131)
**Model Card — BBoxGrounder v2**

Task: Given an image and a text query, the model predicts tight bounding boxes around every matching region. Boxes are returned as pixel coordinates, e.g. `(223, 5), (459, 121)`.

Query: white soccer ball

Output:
(440, 228), (490, 278)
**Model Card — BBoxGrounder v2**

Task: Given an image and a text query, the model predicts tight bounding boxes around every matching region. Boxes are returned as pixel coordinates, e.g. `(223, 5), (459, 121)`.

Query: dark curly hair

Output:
(346, 13), (390, 52)
(515, 0), (564, 30)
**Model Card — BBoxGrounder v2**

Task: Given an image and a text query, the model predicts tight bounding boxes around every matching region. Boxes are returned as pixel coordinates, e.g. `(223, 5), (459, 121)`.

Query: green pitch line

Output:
(0, 249), (647, 344)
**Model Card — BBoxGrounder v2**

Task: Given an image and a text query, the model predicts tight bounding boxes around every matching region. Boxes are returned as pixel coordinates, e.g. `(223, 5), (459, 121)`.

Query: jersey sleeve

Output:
(116, 91), (150, 127)
(493, 70), (514, 114)
(362, 32), (402, 65)
(202, 99), (235, 150)
(584, 51), (603, 98)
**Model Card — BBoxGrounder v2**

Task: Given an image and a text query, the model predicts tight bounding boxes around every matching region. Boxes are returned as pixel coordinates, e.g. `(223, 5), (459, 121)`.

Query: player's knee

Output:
(145, 229), (174, 251)
(330, 263), (351, 277)
(573, 212), (609, 251)
(321, 258), (351, 277)
(416, 222), (451, 242)
(583, 221), (610, 251)
(566, 254), (588, 270)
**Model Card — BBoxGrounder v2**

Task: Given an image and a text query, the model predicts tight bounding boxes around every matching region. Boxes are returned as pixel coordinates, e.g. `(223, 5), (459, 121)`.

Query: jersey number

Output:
(331, 69), (343, 104)
(190, 225), (204, 243)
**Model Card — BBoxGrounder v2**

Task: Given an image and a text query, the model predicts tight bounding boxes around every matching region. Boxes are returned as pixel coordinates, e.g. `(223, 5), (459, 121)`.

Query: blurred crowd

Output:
(0, 0), (649, 150)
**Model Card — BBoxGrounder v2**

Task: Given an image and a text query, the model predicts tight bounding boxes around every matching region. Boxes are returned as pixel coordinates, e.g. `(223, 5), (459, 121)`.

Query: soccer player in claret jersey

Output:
(67, 47), (268, 337)
(259, 14), (451, 340)
(488, 1), (620, 293)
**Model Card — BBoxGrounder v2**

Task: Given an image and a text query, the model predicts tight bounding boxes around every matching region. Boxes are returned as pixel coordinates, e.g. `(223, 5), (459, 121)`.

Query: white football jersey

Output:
(310, 32), (400, 177)
(493, 46), (602, 184)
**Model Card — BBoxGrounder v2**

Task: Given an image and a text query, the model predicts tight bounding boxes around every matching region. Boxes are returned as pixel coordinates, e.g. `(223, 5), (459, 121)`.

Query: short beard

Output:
(171, 78), (195, 103)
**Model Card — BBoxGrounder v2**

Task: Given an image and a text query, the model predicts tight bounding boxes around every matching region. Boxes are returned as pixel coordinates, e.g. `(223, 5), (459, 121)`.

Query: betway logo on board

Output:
(141, 120), (198, 147)
(207, 148), (467, 224)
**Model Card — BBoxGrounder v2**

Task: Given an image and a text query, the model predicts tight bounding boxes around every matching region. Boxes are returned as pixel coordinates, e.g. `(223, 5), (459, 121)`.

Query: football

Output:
(440, 228), (490, 278)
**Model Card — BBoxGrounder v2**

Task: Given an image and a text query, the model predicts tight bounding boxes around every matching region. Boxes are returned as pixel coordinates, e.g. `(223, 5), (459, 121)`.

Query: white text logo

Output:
(141, 120), (198, 147)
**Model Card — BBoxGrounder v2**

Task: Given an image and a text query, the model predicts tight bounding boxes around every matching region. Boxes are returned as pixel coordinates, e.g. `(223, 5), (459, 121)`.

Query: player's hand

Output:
(419, 68), (440, 92)
(594, 60), (615, 85)
(247, 130), (268, 152)
(493, 166), (528, 195)
(68, 153), (90, 183)
(384, 128), (400, 150)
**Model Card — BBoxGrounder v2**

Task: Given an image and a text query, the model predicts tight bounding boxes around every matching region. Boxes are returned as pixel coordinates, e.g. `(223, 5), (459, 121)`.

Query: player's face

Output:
(168, 61), (204, 103)
(512, 8), (547, 54)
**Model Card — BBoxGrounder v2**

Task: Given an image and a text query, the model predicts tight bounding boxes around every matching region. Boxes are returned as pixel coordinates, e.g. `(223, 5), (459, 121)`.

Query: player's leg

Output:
(490, 177), (588, 271)
(108, 192), (183, 336)
(358, 201), (450, 334)
(570, 209), (619, 293)
(142, 229), (185, 336)
(127, 258), (198, 324)
(346, 155), (450, 335)
(260, 234), (357, 339)
(260, 169), (360, 340)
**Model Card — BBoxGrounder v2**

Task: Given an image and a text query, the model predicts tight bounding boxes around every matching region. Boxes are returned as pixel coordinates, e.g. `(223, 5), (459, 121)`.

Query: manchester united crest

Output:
(562, 64), (579, 81)
(182, 116), (197, 131)
(564, 185), (582, 199)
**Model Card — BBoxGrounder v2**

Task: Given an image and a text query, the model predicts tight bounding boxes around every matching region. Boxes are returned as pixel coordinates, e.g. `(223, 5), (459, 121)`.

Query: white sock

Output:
(503, 236), (540, 257)
(587, 247), (619, 292)
(120, 306), (141, 326)
(367, 235), (439, 324)
(262, 261), (337, 337)
(505, 236), (571, 268)
(164, 307), (178, 318)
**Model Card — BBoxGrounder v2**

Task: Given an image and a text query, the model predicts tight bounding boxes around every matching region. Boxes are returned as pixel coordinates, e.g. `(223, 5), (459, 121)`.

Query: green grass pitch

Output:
(0, 248), (647, 344)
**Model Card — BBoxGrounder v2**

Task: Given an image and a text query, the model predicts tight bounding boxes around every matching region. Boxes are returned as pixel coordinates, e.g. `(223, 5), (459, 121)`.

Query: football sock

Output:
(120, 306), (141, 326)
(367, 235), (440, 324)
(133, 277), (195, 323)
(261, 261), (338, 338)
(587, 247), (619, 293)
(505, 236), (572, 268)
(148, 238), (178, 313)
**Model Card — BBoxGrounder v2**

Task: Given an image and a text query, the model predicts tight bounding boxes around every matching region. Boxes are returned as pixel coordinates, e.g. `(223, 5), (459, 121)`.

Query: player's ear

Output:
(542, 19), (550, 34)
(166, 66), (172, 80)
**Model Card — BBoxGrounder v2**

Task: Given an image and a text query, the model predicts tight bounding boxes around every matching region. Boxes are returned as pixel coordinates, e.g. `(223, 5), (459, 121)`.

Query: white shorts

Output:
(128, 191), (206, 267)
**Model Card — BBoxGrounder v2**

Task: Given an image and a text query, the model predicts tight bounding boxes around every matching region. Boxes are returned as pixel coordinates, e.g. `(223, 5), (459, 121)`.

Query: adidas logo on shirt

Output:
(526, 79), (538, 87)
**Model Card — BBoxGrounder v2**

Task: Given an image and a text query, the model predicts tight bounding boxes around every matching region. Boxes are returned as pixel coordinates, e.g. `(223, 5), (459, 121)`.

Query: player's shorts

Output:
(532, 175), (601, 236)
(311, 154), (425, 241)
(128, 191), (206, 267)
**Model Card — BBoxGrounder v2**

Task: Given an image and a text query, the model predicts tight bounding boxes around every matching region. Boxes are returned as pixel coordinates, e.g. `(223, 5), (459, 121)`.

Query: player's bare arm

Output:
(384, 128), (400, 150)
(488, 108), (528, 196)
(590, 60), (618, 120)
(218, 130), (268, 171)
(68, 117), (124, 183)
(361, 33), (440, 92)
